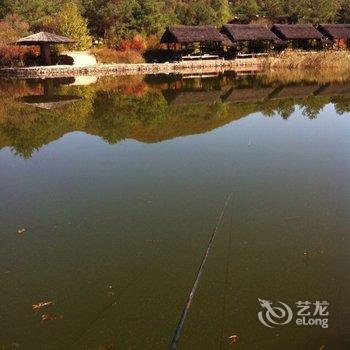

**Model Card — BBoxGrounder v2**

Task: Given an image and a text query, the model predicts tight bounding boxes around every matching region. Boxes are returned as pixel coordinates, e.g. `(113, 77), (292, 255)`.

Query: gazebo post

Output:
(43, 79), (54, 97)
(40, 43), (52, 65)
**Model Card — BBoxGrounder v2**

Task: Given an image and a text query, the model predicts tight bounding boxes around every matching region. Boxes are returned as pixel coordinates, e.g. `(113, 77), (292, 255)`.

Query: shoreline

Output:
(0, 58), (266, 78)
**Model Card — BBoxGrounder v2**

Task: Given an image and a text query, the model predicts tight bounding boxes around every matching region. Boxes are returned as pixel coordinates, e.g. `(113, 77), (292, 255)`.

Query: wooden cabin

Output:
(221, 24), (280, 55)
(317, 24), (350, 49)
(271, 24), (325, 49)
(160, 26), (223, 55)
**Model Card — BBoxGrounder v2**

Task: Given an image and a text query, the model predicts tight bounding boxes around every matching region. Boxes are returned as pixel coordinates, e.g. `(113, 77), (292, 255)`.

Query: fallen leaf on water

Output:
(41, 313), (63, 322)
(229, 335), (239, 345)
(107, 291), (115, 298)
(32, 301), (54, 310)
(17, 228), (26, 234)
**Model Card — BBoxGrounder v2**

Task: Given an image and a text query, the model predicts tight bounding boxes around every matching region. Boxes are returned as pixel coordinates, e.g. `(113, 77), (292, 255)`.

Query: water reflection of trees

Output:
(0, 74), (349, 158)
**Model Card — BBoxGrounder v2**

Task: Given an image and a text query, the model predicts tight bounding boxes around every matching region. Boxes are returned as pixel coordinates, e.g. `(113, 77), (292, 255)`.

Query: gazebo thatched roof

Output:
(20, 95), (80, 109)
(221, 24), (279, 42)
(317, 24), (350, 41)
(160, 26), (223, 44)
(271, 24), (324, 40)
(17, 32), (75, 45)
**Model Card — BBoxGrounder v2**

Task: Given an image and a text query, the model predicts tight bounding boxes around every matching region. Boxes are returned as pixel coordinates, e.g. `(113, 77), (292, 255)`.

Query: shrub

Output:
(118, 35), (146, 52)
(145, 34), (161, 50)
(91, 48), (145, 64)
(0, 45), (39, 67)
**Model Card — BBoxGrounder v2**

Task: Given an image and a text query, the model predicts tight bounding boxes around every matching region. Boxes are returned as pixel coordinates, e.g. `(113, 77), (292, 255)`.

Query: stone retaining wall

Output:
(0, 58), (266, 78)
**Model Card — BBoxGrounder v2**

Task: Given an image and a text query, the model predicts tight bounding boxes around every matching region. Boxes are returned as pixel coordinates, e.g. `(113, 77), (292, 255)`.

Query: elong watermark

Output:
(258, 298), (329, 329)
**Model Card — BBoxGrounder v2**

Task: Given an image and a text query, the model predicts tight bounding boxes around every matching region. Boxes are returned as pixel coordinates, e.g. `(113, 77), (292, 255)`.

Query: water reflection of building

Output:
(269, 84), (320, 100)
(162, 80), (350, 106)
(18, 78), (80, 109)
(1, 75), (350, 158)
(316, 83), (350, 97)
(162, 89), (224, 105)
(223, 86), (276, 102)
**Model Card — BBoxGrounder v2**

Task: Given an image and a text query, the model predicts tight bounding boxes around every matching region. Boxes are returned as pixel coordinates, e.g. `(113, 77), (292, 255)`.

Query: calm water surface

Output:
(0, 72), (349, 350)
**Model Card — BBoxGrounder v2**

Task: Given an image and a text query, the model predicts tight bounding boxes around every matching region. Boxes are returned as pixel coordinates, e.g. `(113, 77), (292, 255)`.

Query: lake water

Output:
(0, 72), (349, 350)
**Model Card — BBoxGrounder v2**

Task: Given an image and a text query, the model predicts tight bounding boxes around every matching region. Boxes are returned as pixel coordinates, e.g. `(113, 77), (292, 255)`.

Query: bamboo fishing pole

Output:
(169, 192), (233, 350)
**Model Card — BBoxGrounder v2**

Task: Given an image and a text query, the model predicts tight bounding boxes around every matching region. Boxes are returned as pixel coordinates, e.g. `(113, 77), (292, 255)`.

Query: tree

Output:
(186, 2), (217, 26)
(82, 0), (110, 38)
(104, 0), (140, 46)
(337, 0), (350, 22)
(297, 0), (341, 25)
(55, 2), (92, 50)
(258, 0), (284, 22)
(3, 0), (61, 30)
(211, 0), (232, 25)
(0, 13), (29, 44)
(135, 0), (168, 36)
(232, 0), (260, 23)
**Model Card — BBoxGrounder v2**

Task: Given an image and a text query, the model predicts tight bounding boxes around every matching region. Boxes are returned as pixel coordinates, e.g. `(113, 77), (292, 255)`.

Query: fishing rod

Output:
(169, 192), (233, 350)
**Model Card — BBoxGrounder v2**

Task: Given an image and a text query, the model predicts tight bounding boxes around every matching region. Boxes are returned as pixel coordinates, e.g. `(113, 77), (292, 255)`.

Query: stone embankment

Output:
(0, 58), (266, 78)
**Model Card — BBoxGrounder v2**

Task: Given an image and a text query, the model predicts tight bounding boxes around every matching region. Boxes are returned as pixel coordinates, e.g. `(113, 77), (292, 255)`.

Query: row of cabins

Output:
(163, 82), (350, 106)
(160, 24), (350, 57)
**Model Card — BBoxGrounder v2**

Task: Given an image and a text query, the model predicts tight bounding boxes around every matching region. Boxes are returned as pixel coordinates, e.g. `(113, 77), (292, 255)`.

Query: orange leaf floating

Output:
(41, 313), (63, 322)
(32, 301), (54, 310)
(229, 335), (239, 345)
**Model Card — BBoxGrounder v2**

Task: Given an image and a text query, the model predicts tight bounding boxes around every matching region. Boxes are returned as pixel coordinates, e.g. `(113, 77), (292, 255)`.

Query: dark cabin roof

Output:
(160, 26), (223, 44)
(271, 24), (324, 40)
(316, 83), (350, 97)
(221, 24), (279, 42)
(17, 32), (75, 45)
(270, 84), (320, 100)
(318, 24), (350, 41)
(162, 89), (223, 105)
(224, 86), (277, 103)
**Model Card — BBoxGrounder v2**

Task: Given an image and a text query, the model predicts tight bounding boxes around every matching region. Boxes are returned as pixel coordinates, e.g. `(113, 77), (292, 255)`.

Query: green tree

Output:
(55, 2), (92, 50)
(3, 0), (61, 30)
(233, 0), (260, 23)
(135, 0), (168, 36)
(104, 0), (140, 46)
(297, 0), (341, 24)
(211, 0), (232, 25)
(258, 0), (284, 22)
(337, 0), (350, 22)
(82, 0), (108, 37)
(186, 2), (217, 26)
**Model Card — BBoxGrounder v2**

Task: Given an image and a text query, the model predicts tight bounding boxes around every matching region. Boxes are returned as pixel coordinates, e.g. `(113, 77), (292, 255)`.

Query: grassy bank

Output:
(266, 50), (350, 70)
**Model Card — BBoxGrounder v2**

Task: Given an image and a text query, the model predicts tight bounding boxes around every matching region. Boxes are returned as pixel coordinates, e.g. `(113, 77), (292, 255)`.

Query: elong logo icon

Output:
(258, 299), (293, 328)
(257, 299), (329, 329)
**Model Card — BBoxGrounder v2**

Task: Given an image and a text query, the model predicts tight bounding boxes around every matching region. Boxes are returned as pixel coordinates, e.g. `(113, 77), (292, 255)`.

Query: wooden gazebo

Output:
(17, 32), (75, 66)
(271, 24), (325, 49)
(160, 26), (223, 52)
(18, 79), (80, 109)
(221, 24), (280, 52)
(317, 24), (350, 49)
